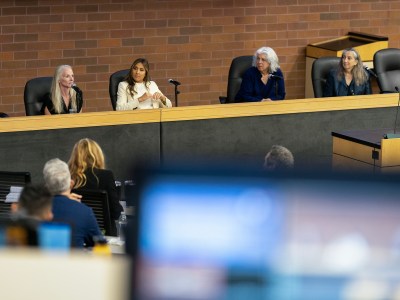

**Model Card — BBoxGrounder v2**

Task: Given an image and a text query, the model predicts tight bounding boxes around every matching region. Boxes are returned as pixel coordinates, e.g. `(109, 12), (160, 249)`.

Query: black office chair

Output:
(311, 56), (341, 98)
(219, 55), (253, 104)
(23, 77), (52, 116)
(0, 171), (31, 219)
(109, 69), (129, 110)
(72, 188), (115, 236)
(373, 48), (400, 93)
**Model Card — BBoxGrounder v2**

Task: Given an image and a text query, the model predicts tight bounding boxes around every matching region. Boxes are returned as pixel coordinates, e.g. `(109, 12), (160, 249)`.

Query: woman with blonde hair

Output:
(68, 138), (123, 221)
(41, 65), (83, 114)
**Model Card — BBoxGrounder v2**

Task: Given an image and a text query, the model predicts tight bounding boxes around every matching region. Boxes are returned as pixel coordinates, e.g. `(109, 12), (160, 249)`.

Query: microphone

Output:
(384, 86), (400, 139)
(71, 83), (82, 95)
(268, 74), (283, 80)
(168, 79), (181, 86)
(364, 66), (377, 78)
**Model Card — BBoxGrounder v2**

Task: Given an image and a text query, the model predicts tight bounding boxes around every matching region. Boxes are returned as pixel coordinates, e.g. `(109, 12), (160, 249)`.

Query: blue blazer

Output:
(323, 69), (372, 97)
(52, 195), (102, 248)
(235, 67), (286, 102)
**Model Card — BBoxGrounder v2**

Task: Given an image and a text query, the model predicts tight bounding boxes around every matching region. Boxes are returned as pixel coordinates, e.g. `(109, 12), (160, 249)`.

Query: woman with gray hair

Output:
(323, 48), (371, 97)
(41, 65), (83, 114)
(235, 46), (286, 102)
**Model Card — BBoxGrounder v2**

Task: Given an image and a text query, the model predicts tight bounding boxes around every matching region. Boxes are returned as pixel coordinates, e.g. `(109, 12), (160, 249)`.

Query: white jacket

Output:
(116, 81), (172, 110)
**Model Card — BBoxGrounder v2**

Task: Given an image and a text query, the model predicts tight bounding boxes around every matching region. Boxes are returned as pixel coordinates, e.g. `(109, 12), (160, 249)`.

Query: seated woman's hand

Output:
(68, 192), (82, 202)
(138, 92), (152, 102)
(152, 92), (167, 105)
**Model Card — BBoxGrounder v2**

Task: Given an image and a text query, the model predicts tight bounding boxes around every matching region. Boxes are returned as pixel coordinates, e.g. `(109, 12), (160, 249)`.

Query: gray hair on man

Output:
(43, 158), (71, 195)
(264, 145), (294, 171)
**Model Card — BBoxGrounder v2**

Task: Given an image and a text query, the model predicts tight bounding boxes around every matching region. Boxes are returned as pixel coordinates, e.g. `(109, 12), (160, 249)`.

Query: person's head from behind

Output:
(253, 46), (280, 75)
(68, 138), (105, 188)
(14, 184), (53, 221)
(43, 158), (72, 195)
(127, 58), (150, 84)
(263, 145), (294, 172)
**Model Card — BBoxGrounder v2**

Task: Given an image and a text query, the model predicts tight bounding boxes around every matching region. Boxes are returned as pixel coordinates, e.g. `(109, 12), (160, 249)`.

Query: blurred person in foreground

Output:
(7, 184), (53, 246)
(41, 64), (83, 114)
(263, 145), (294, 172)
(116, 57), (172, 110)
(235, 46), (286, 102)
(11, 184), (53, 221)
(43, 158), (102, 248)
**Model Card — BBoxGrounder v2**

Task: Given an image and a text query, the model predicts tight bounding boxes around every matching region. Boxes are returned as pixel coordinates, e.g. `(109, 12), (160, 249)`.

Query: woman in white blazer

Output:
(116, 58), (172, 110)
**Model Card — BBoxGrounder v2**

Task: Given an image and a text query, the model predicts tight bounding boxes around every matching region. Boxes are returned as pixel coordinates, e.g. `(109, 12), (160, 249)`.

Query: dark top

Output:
(41, 88), (83, 114)
(76, 168), (123, 220)
(323, 69), (372, 97)
(52, 194), (102, 248)
(235, 67), (286, 102)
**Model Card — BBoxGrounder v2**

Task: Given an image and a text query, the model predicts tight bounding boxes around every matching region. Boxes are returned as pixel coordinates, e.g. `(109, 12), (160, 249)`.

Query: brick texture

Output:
(1, 0), (400, 116)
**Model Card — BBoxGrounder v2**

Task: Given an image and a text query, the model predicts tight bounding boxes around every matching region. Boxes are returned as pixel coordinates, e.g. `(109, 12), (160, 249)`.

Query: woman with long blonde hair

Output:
(42, 65), (83, 114)
(68, 138), (123, 221)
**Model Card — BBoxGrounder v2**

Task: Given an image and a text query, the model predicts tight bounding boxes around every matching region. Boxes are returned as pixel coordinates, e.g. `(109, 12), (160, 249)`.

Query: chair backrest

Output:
(0, 171), (31, 219)
(23, 77), (53, 116)
(373, 48), (400, 93)
(223, 56), (253, 103)
(72, 188), (114, 236)
(109, 69), (130, 110)
(311, 56), (341, 98)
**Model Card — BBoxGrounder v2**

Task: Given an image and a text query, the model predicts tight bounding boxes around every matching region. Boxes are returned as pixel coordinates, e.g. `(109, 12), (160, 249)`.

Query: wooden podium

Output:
(305, 32), (388, 98)
(332, 129), (400, 173)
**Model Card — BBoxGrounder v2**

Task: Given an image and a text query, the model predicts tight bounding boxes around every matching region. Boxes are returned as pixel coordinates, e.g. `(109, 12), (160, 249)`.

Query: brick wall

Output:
(1, 0), (400, 116)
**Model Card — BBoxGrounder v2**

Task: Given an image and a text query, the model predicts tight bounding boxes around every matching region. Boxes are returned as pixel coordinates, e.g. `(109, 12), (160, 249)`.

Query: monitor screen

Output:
(38, 222), (71, 252)
(129, 169), (400, 300)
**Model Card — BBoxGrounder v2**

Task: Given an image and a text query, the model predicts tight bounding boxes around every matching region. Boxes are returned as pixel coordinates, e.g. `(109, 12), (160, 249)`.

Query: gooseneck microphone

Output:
(384, 86), (400, 139)
(168, 79), (181, 107)
(394, 86), (400, 134)
(168, 79), (181, 86)
(71, 83), (82, 95)
(268, 74), (283, 80)
(364, 66), (377, 78)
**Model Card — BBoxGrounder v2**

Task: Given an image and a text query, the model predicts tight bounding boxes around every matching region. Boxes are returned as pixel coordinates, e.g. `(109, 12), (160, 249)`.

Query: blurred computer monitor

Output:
(128, 166), (400, 300)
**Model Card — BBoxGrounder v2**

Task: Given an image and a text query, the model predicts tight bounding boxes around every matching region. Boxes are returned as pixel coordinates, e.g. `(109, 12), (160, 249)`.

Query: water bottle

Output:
(124, 180), (136, 207)
(117, 212), (127, 242)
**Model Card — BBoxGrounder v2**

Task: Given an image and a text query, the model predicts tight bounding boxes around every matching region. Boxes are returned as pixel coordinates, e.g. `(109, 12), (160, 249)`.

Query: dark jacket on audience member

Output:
(323, 69), (372, 97)
(52, 194), (102, 247)
(235, 66), (286, 102)
(76, 168), (123, 220)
